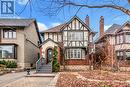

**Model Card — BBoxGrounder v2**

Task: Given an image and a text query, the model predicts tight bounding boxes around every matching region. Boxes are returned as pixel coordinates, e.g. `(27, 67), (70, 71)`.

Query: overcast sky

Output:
(4, 0), (130, 32)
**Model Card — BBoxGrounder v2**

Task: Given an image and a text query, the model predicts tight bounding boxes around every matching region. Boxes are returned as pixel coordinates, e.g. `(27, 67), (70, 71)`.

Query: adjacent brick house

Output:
(40, 16), (96, 69)
(96, 16), (130, 68)
(0, 19), (41, 69)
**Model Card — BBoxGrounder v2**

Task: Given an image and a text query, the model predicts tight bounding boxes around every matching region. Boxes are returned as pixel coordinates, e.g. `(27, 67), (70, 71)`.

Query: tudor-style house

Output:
(40, 16), (96, 70)
(96, 17), (130, 67)
(0, 19), (41, 69)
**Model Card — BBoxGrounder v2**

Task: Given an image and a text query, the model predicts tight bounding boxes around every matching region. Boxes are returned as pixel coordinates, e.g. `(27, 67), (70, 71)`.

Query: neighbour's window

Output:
(125, 35), (130, 43)
(0, 45), (17, 59)
(126, 51), (130, 60)
(116, 51), (123, 60)
(3, 29), (16, 39)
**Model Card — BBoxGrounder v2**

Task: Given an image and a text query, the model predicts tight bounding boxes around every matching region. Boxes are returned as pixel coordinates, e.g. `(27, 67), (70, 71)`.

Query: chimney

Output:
(100, 16), (104, 37)
(85, 15), (89, 26)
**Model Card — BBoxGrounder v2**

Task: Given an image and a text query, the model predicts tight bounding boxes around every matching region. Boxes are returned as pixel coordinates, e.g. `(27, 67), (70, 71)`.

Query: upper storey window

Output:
(125, 34), (130, 43)
(68, 32), (83, 41)
(3, 28), (16, 39)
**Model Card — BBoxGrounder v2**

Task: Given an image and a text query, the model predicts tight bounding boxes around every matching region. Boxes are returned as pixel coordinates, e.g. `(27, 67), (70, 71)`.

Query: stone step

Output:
(37, 70), (52, 73)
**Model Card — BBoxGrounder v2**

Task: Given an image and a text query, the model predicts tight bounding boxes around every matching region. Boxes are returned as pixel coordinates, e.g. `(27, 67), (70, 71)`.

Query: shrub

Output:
(52, 47), (60, 72)
(0, 60), (17, 68)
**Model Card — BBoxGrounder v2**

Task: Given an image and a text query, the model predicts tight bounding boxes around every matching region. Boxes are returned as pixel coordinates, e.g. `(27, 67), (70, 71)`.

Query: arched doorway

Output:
(46, 48), (53, 64)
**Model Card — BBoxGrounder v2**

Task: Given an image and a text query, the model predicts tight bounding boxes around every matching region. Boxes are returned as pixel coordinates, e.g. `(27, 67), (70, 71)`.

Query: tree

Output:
(37, 0), (130, 16)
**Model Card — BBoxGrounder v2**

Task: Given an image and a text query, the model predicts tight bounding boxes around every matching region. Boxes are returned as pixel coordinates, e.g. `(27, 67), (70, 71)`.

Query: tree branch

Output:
(63, 2), (130, 16)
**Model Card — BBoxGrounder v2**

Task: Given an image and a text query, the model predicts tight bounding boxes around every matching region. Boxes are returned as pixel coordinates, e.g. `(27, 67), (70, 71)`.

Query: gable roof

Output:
(0, 18), (42, 43)
(43, 23), (66, 33)
(116, 21), (130, 33)
(42, 16), (95, 33)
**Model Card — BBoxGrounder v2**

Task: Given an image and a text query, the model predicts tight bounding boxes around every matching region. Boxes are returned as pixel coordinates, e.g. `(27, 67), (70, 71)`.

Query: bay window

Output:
(66, 48), (85, 59)
(0, 45), (17, 59)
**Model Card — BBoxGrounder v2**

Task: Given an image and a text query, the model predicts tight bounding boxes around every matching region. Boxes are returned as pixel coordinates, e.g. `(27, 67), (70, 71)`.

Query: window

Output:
(68, 32), (83, 41)
(125, 35), (130, 43)
(126, 52), (130, 60)
(116, 51), (123, 60)
(3, 29), (16, 39)
(66, 49), (85, 59)
(0, 45), (17, 59)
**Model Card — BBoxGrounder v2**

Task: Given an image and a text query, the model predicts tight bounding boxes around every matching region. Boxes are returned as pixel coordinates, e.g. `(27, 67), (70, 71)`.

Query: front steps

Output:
(36, 64), (52, 73)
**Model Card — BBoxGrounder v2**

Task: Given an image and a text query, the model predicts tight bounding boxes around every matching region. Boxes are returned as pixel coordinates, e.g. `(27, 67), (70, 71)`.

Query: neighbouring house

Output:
(39, 16), (96, 71)
(95, 16), (130, 69)
(0, 19), (41, 69)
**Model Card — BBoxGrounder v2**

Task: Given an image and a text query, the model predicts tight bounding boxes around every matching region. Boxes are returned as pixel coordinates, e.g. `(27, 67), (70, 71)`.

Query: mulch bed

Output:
(56, 70), (130, 87)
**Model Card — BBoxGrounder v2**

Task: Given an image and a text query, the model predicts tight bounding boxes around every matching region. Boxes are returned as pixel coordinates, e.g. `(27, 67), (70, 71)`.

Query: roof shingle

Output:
(0, 19), (34, 27)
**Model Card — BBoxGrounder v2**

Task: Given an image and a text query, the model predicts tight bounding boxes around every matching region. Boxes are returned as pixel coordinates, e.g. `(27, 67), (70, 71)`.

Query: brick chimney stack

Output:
(85, 15), (89, 26)
(100, 16), (104, 37)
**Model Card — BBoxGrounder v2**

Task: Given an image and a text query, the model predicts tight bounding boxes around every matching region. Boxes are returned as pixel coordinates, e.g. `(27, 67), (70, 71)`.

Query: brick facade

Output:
(65, 59), (89, 65)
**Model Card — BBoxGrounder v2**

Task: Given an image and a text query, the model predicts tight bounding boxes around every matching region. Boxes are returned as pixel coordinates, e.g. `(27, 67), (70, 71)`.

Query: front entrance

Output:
(47, 48), (53, 64)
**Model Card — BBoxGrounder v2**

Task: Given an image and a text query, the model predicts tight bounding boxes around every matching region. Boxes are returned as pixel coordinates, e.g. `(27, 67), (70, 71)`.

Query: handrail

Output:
(36, 57), (45, 71)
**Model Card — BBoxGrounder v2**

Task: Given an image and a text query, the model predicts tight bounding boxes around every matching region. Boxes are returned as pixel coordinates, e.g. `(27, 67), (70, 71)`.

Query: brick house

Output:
(0, 19), (41, 69)
(96, 16), (130, 69)
(40, 16), (96, 70)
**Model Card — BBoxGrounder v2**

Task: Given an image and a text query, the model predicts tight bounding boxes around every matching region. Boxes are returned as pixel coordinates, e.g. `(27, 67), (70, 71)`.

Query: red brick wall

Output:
(65, 59), (89, 65)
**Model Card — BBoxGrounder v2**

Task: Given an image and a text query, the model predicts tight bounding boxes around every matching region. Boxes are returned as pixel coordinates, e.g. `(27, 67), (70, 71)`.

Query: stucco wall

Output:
(24, 22), (40, 68)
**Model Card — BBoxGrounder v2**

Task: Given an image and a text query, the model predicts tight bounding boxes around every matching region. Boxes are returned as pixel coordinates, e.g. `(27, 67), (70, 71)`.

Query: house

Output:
(95, 16), (130, 68)
(40, 16), (96, 71)
(0, 19), (41, 69)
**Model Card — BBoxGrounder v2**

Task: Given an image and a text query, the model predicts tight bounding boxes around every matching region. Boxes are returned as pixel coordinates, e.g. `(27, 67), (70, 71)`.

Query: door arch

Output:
(46, 48), (53, 64)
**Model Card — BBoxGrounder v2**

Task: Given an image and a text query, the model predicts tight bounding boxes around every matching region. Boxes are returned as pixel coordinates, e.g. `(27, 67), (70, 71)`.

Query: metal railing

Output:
(36, 57), (45, 71)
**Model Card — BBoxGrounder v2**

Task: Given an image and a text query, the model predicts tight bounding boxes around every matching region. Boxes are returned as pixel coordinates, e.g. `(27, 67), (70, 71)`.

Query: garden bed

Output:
(56, 70), (130, 87)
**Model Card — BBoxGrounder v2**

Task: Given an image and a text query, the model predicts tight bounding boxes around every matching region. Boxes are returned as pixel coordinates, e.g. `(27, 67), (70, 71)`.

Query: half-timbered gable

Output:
(62, 16), (93, 47)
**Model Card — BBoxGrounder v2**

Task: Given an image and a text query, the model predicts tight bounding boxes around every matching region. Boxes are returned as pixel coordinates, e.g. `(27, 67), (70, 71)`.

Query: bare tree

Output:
(37, 0), (130, 16)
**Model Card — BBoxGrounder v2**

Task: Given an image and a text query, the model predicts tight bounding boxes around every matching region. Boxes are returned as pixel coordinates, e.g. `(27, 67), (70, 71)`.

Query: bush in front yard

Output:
(52, 47), (60, 72)
(0, 60), (17, 68)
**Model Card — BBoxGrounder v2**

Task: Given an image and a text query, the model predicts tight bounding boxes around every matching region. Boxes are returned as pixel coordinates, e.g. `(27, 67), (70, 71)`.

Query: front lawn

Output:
(56, 70), (130, 87)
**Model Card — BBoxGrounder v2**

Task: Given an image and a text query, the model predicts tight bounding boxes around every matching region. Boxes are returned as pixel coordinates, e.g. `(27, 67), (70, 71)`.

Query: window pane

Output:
(4, 31), (8, 38)
(13, 32), (16, 38)
(0, 45), (15, 59)
(9, 31), (12, 38)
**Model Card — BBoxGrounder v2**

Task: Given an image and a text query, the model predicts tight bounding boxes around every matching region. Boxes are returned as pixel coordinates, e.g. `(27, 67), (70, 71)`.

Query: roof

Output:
(0, 18), (35, 27)
(42, 16), (95, 34)
(43, 23), (66, 33)
(105, 24), (121, 35)
(95, 24), (121, 43)
(39, 38), (63, 48)
(0, 18), (42, 43)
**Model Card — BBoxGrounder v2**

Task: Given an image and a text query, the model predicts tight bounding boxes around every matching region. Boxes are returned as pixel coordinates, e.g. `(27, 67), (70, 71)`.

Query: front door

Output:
(47, 48), (53, 64)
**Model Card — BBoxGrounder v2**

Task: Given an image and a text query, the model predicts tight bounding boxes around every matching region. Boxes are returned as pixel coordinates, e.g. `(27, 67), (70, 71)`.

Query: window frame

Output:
(3, 28), (16, 39)
(0, 44), (17, 59)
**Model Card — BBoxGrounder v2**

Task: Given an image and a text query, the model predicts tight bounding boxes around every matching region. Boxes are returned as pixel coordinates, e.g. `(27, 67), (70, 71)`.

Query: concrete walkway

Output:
(0, 71), (59, 87)
(0, 71), (33, 87)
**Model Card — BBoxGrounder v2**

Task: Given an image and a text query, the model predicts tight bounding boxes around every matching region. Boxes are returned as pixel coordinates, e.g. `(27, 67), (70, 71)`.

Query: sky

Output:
(2, 0), (130, 33)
